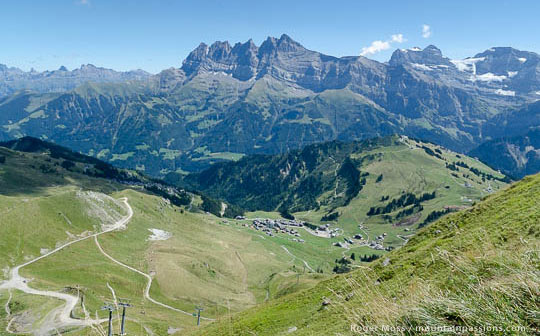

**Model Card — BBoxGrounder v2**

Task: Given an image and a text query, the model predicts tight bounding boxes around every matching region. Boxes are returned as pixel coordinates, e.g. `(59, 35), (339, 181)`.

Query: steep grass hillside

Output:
(194, 173), (539, 335)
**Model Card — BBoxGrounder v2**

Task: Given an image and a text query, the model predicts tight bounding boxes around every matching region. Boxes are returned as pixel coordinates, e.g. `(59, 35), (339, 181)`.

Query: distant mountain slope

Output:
(0, 81), (400, 175)
(178, 136), (509, 252)
(193, 173), (540, 335)
(470, 128), (540, 178)
(1, 35), (539, 175)
(482, 100), (540, 139)
(181, 138), (385, 213)
(180, 135), (508, 211)
(0, 63), (151, 97)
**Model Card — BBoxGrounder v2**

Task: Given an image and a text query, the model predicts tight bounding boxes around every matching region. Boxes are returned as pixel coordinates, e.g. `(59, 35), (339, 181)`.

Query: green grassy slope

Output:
(0, 143), (327, 335)
(181, 136), (509, 254)
(194, 173), (539, 335)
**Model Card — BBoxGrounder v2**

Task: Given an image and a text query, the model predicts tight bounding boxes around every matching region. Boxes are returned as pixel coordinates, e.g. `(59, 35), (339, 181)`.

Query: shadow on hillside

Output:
(0, 150), (120, 197)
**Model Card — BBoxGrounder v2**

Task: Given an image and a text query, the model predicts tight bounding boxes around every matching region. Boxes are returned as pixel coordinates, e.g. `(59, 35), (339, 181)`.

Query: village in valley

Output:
(229, 216), (396, 252)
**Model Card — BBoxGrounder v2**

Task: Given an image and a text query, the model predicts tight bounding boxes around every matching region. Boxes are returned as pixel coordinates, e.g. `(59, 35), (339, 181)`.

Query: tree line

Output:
(367, 191), (436, 216)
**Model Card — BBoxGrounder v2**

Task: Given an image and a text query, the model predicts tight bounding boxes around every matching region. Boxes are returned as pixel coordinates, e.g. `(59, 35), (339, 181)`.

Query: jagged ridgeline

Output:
(1, 37), (539, 177)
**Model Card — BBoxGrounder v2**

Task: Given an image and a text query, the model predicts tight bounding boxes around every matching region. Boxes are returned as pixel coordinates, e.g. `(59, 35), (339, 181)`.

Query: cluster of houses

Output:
(316, 223), (341, 237)
(235, 216), (395, 250)
(334, 235), (361, 248)
(333, 232), (391, 251)
(365, 232), (387, 250)
(249, 218), (305, 242)
(252, 218), (305, 228)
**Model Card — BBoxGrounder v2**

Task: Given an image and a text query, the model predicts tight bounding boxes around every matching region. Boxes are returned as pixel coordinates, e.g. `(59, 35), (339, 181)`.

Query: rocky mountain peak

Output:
(230, 40), (257, 58)
(258, 36), (278, 55)
(424, 45), (442, 53)
(232, 39), (258, 53)
(208, 41), (232, 61)
(477, 47), (523, 57)
(187, 43), (210, 60)
(231, 39), (259, 67)
(389, 45), (452, 67)
(276, 33), (304, 52)
(472, 47), (539, 76)
(79, 64), (98, 71)
(182, 43), (210, 74)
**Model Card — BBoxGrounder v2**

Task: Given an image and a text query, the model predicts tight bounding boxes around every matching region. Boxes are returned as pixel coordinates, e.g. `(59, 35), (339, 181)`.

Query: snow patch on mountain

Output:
(451, 57), (485, 74)
(495, 89), (515, 96)
(411, 63), (433, 71)
(518, 57), (527, 63)
(470, 72), (507, 82)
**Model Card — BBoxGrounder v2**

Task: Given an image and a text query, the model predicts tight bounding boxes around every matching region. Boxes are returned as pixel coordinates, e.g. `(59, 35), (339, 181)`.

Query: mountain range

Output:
(0, 63), (151, 98)
(0, 34), (539, 176)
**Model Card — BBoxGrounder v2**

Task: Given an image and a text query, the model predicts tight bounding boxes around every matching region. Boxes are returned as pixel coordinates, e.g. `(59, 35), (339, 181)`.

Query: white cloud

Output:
(391, 34), (404, 43)
(78, 0), (90, 5)
(422, 24), (432, 38)
(360, 34), (406, 56)
(360, 40), (391, 56)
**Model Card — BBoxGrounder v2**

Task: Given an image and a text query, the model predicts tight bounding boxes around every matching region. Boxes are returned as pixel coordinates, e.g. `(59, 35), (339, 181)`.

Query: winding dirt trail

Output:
(0, 197), (133, 335)
(280, 246), (314, 272)
(0, 194), (216, 335)
(3, 290), (11, 317)
(94, 236), (214, 321)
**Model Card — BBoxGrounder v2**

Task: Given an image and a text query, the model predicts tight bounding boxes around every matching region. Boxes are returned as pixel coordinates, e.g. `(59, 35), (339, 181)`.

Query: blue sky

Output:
(2, 0), (539, 73)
